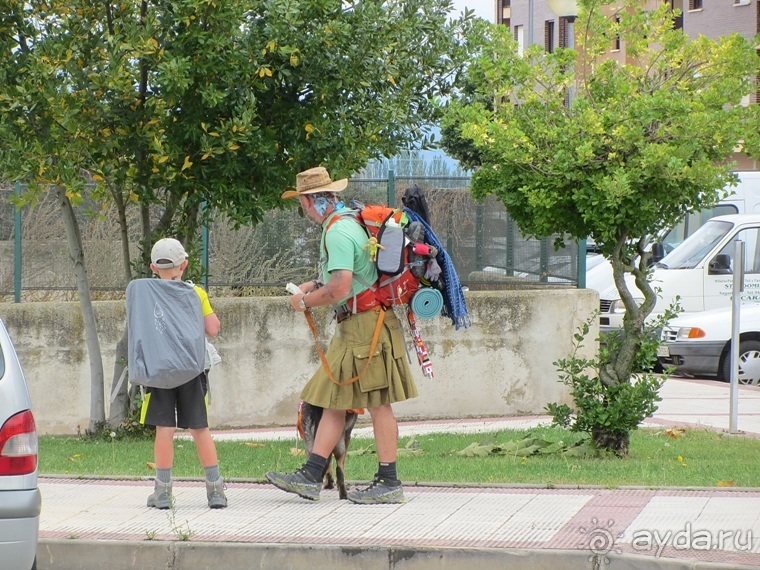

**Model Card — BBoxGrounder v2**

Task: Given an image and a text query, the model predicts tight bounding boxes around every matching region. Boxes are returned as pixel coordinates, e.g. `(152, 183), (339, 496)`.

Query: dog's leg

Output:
(323, 461), (336, 490)
(335, 411), (359, 499)
(335, 438), (350, 500)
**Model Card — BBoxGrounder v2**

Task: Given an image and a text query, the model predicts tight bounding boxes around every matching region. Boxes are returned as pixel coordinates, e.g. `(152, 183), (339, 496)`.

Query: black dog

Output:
(297, 401), (359, 499)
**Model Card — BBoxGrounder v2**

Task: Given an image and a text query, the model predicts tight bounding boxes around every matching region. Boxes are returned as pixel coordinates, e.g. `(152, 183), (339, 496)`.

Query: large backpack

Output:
(326, 203), (439, 312)
(126, 279), (206, 389)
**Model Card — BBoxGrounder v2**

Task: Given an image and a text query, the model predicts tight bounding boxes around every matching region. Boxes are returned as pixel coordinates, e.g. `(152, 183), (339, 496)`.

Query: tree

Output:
(0, 0), (477, 430)
(442, 0), (760, 454)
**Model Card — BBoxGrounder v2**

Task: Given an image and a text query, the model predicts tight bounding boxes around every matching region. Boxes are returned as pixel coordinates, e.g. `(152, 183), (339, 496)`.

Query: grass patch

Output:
(39, 426), (760, 488)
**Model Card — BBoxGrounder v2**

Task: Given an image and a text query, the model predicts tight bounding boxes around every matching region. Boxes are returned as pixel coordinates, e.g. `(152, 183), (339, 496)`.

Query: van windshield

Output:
(657, 220), (733, 269)
(659, 204), (738, 253)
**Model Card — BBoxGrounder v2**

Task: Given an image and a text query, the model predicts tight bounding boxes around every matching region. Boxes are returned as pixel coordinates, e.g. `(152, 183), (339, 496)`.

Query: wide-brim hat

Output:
(281, 166), (348, 199)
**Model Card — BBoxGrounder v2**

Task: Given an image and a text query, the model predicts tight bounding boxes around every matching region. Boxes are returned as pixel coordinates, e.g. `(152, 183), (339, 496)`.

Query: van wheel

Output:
(722, 340), (760, 386)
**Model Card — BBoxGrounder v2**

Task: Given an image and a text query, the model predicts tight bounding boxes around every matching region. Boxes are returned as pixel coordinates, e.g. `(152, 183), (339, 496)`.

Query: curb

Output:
(37, 539), (757, 570)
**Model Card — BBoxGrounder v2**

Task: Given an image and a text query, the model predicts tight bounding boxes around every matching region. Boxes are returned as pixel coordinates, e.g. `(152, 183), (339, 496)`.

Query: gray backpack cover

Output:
(127, 279), (205, 389)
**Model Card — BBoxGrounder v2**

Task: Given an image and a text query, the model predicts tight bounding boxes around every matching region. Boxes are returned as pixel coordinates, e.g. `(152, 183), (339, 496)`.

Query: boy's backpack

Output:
(326, 203), (439, 313)
(126, 279), (206, 389)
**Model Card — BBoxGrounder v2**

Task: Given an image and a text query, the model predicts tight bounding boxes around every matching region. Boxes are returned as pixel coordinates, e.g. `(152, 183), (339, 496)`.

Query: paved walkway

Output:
(37, 378), (760, 570)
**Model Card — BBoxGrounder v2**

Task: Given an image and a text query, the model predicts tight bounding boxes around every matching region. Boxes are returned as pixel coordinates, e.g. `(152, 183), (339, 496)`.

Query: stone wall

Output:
(0, 289), (598, 434)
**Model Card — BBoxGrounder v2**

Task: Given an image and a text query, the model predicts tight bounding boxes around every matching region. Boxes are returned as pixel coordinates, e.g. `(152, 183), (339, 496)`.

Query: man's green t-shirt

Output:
(320, 208), (378, 306)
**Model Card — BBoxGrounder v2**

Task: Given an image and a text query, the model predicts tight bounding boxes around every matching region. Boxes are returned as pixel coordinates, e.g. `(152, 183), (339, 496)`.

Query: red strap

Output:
(324, 214), (388, 310)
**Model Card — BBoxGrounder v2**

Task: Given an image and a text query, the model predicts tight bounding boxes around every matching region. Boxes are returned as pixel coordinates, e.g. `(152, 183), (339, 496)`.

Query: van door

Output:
(705, 225), (760, 308)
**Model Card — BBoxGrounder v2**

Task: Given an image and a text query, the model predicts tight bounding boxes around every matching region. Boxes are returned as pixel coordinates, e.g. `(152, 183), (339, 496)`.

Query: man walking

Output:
(267, 166), (418, 504)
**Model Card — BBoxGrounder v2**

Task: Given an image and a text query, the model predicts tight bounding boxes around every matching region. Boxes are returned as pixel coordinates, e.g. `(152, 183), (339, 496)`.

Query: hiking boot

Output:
(206, 476), (228, 509)
(266, 468), (321, 501)
(347, 476), (404, 505)
(147, 480), (172, 509)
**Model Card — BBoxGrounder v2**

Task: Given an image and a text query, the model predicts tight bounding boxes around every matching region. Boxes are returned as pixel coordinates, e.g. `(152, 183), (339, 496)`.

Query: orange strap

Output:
(303, 307), (386, 387)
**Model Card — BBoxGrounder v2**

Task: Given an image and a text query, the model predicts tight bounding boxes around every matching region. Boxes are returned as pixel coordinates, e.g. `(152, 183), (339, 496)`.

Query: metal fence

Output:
(0, 176), (580, 301)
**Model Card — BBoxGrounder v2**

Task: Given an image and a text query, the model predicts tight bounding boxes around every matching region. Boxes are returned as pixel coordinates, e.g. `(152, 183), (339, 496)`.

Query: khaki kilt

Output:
(300, 307), (419, 410)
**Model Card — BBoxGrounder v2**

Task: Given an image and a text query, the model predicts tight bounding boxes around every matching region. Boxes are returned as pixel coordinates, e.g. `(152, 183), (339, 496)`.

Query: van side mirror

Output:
(651, 242), (665, 264)
(709, 254), (732, 275)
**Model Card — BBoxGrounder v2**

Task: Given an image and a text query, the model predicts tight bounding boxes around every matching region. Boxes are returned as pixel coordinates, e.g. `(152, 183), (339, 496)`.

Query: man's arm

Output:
(291, 269), (352, 312)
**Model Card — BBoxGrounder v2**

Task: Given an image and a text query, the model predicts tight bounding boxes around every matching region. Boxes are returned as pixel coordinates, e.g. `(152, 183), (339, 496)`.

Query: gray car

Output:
(0, 317), (41, 570)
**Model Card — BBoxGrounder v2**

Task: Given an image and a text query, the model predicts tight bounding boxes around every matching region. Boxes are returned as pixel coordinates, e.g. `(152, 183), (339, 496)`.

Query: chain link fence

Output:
(0, 177), (579, 301)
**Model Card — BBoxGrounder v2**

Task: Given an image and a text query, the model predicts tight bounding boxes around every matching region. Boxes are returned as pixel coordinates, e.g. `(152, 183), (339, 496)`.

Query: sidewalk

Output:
(37, 377), (760, 570)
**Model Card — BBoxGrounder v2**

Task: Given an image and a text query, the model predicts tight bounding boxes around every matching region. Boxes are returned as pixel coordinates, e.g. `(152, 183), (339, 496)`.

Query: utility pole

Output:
(528, 0), (534, 46)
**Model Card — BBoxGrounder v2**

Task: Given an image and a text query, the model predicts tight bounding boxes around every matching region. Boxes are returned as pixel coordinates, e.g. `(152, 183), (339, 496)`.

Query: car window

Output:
(0, 343), (4, 380)
(718, 227), (760, 274)
(659, 220), (733, 269)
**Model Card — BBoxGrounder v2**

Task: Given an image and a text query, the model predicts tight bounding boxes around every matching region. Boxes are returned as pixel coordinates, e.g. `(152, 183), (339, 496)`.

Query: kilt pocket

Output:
(354, 343), (388, 393)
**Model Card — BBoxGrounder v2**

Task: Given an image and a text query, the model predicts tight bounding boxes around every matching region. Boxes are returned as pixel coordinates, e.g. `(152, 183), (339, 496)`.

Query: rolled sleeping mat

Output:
(410, 287), (444, 319)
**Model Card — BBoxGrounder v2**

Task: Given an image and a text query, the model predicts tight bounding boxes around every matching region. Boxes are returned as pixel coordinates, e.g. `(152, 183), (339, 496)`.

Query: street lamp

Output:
(547, 0), (578, 48)
(546, 0), (584, 287)
(546, 0), (578, 21)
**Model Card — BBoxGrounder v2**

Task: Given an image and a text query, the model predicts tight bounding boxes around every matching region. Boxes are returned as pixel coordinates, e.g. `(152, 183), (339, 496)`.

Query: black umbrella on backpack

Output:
(402, 184), (431, 225)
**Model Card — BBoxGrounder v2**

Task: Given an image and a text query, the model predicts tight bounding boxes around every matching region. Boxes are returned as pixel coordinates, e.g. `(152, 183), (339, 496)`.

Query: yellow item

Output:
(363, 236), (385, 262)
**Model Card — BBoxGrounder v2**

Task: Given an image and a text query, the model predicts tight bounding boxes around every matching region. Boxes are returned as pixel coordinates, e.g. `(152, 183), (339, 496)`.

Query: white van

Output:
(598, 213), (760, 330)
(590, 171), (760, 331)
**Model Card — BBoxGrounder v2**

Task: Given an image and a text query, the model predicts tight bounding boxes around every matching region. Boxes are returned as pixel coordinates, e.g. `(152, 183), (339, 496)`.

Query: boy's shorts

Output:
(141, 373), (209, 429)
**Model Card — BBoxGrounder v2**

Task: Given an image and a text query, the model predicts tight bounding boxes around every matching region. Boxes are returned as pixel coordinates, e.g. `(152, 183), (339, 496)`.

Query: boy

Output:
(141, 237), (227, 509)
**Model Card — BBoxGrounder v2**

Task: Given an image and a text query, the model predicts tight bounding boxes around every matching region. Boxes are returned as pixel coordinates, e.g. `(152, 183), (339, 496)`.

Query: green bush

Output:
(546, 311), (673, 456)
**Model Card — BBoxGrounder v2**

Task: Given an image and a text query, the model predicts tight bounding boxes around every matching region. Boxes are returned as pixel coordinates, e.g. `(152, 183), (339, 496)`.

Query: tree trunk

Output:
(596, 235), (659, 454)
(106, 187), (133, 428)
(591, 426), (630, 457)
(57, 186), (105, 433)
(107, 326), (129, 429)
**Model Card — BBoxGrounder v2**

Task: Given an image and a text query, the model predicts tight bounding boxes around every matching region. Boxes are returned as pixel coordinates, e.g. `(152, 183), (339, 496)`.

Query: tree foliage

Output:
(443, 0), (760, 452)
(0, 0), (477, 430)
(0, 0), (477, 229)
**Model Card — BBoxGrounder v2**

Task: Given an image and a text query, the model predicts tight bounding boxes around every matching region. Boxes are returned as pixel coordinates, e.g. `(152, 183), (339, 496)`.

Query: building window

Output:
(670, 0), (684, 30)
(688, 0), (702, 10)
(613, 15), (621, 51)
(545, 20), (555, 53)
(498, 0), (512, 25)
(515, 25), (525, 56)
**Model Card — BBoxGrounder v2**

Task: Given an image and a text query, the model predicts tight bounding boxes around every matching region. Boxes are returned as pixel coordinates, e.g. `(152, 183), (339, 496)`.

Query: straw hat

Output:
(281, 167), (348, 199)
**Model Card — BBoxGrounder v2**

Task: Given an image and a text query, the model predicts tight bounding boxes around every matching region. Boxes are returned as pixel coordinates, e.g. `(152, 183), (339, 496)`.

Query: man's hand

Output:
(291, 293), (308, 312)
(289, 270), (353, 312)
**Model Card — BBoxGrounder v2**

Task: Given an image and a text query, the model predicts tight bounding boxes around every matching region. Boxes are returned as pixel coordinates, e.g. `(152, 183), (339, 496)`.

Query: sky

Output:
(450, 0), (494, 22)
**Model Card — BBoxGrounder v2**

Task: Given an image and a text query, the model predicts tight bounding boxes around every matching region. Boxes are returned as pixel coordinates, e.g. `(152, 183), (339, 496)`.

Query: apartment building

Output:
(495, 0), (760, 169)
(497, 1), (758, 57)
(681, 0), (756, 42)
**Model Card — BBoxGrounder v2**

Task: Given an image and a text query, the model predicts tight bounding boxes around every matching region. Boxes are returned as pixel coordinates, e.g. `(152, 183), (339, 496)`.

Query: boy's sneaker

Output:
(347, 476), (404, 504)
(147, 480), (172, 509)
(206, 476), (228, 509)
(266, 468), (321, 501)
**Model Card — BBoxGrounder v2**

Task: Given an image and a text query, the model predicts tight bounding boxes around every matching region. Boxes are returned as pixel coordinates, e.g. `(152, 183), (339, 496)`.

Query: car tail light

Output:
(0, 410), (38, 475)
